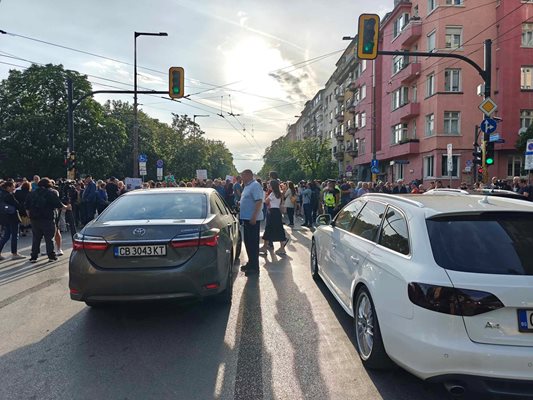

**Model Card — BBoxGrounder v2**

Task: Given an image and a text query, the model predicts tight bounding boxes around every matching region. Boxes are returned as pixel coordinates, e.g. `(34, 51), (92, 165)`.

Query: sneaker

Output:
(29, 258), (37, 263)
(56, 249), (64, 256)
(275, 249), (287, 256)
(11, 254), (26, 260)
(48, 257), (58, 262)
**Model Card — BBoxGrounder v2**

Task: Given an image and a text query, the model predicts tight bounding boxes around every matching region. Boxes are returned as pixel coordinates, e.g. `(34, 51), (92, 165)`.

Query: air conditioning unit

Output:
(477, 84), (485, 96)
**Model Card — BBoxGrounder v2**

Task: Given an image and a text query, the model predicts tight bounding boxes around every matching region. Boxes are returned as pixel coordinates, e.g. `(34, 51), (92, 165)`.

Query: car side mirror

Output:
(316, 214), (332, 226)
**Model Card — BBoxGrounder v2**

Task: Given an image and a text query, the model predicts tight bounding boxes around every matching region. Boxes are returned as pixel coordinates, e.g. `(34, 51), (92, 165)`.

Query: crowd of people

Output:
(2, 170), (532, 267)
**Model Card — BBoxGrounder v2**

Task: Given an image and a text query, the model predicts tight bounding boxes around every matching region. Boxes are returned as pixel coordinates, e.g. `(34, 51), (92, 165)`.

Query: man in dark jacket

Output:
(81, 175), (97, 224)
(0, 180), (25, 260)
(25, 178), (69, 263)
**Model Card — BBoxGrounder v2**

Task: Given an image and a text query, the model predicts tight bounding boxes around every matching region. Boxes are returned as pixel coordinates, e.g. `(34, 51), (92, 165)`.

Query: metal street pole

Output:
(133, 31), (167, 178)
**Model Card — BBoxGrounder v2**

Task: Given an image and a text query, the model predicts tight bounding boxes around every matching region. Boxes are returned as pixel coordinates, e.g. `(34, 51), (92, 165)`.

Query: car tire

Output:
(213, 251), (233, 305)
(85, 301), (108, 308)
(353, 287), (393, 370)
(310, 240), (320, 281)
(235, 232), (242, 261)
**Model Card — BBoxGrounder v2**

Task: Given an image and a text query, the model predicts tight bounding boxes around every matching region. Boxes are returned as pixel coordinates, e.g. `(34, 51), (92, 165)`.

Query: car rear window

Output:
(98, 193), (207, 221)
(426, 213), (533, 275)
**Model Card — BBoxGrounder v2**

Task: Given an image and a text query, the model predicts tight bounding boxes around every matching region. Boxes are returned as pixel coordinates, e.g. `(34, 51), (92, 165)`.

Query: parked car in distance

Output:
(311, 193), (533, 398)
(69, 188), (241, 307)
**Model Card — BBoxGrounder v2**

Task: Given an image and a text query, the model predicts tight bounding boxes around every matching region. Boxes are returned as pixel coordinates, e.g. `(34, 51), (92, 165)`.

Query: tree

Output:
(0, 64), (127, 179)
(259, 136), (304, 181)
(516, 124), (533, 153)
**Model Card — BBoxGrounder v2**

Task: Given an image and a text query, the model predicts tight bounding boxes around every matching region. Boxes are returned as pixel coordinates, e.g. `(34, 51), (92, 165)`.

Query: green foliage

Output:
(259, 136), (335, 181)
(0, 64), (237, 180)
(516, 124), (533, 153)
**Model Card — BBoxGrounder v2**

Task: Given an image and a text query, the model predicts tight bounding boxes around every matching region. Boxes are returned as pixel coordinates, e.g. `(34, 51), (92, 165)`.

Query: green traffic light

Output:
(173, 87), (180, 94)
(486, 158), (494, 165)
(363, 42), (374, 53)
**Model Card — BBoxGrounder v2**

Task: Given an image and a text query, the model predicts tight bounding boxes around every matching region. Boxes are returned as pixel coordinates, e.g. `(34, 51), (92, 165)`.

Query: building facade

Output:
(284, 0), (533, 185)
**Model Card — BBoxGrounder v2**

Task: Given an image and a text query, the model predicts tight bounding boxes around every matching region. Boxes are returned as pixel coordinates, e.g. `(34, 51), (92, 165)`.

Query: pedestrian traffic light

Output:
(477, 166), (484, 175)
(168, 67), (184, 99)
(472, 145), (482, 166)
(67, 152), (76, 170)
(357, 14), (380, 60)
(485, 142), (495, 166)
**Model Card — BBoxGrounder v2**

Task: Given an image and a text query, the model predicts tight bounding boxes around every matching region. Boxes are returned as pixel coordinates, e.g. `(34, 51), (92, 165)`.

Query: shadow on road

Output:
(0, 285), (238, 399)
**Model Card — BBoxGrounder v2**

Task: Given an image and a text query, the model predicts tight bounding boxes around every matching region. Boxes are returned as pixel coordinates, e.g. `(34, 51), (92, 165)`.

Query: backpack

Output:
(28, 189), (50, 218)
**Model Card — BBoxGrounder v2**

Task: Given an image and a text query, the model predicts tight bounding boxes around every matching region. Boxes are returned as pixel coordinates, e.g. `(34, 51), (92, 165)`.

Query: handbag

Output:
(290, 195), (297, 205)
(0, 201), (16, 215)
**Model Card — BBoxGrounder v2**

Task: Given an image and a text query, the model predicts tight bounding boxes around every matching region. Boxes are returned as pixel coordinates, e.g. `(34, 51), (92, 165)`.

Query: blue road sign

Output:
(489, 133), (501, 142)
(371, 159), (378, 168)
(138, 154), (148, 162)
(528, 142), (533, 152)
(371, 167), (380, 174)
(156, 159), (164, 168)
(480, 118), (497, 135)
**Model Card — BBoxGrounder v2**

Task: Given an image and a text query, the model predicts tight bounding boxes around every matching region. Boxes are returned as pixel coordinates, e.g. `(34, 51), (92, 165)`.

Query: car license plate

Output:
(517, 309), (533, 332)
(114, 245), (167, 257)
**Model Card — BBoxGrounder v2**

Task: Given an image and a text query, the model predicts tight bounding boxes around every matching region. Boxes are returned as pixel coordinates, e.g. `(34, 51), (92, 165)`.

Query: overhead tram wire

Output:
(1, 30), (341, 106)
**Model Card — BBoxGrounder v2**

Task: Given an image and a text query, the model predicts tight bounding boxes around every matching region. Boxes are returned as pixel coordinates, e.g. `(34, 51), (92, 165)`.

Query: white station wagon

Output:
(311, 193), (533, 398)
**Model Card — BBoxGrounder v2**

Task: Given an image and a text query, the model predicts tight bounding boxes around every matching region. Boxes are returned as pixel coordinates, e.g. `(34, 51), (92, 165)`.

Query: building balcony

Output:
(334, 151), (345, 160)
(393, 102), (420, 121)
(335, 92), (345, 102)
(395, 62), (421, 84)
(335, 112), (345, 123)
(347, 149), (358, 157)
(399, 21), (422, 48)
(348, 81), (358, 92)
(347, 99), (358, 113)
(347, 126), (358, 135)
(388, 138), (420, 158)
(335, 129), (345, 139)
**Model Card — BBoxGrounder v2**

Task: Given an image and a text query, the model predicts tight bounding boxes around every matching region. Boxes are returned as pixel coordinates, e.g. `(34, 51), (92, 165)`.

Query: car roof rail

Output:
(362, 193), (425, 208)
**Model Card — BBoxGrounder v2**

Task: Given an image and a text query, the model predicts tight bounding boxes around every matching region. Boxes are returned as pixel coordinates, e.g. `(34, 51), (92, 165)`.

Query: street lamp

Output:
(193, 114), (209, 124)
(133, 31), (167, 177)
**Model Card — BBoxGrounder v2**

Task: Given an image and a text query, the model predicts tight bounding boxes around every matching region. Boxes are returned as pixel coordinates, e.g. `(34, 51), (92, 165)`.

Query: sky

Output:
(0, 0), (390, 173)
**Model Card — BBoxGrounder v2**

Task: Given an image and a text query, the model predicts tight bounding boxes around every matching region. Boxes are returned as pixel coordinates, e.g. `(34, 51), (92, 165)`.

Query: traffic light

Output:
(168, 67), (185, 99)
(472, 145), (482, 166)
(67, 152), (76, 170)
(357, 14), (380, 60)
(485, 142), (495, 166)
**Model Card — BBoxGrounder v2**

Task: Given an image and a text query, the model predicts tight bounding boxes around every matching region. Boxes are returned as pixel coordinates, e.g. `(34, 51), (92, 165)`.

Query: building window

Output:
(359, 138), (366, 155)
(361, 84), (367, 99)
(521, 110), (533, 128)
(444, 69), (461, 92)
(446, 0), (463, 4)
(521, 66), (533, 89)
(414, 5), (419, 17)
(362, 60), (367, 71)
(428, 0), (437, 13)
(426, 73), (435, 97)
(427, 31), (436, 52)
(392, 87), (409, 110)
(392, 55), (408, 74)
(354, 113), (360, 128)
(444, 111), (460, 135)
(425, 114), (435, 136)
(393, 13), (410, 38)
(394, 163), (404, 180)
(441, 155), (459, 177)
(361, 112), (366, 128)
(424, 156), (435, 178)
(523, 23), (533, 47)
(508, 156), (524, 178)
(392, 123), (409, 144)
(445, 27), (463, 49)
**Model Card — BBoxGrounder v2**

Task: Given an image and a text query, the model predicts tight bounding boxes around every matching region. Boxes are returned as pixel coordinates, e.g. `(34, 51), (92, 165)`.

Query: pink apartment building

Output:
(375, 0), (532, 186)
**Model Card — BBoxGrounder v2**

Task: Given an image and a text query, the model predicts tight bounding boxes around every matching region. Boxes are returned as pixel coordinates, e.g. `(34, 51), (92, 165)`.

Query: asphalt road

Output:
(0, 221), (449, 400)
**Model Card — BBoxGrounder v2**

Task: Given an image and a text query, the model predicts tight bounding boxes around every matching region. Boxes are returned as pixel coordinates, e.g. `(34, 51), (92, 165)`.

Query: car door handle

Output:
(350, 256), (360, 264)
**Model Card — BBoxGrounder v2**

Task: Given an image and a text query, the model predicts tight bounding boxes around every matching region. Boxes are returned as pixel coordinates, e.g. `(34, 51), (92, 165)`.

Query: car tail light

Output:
(72, 234), (109, 251)
(408, 282), (504, 316)
(204, 282), (220, 290)
(170, 228), (220, 249)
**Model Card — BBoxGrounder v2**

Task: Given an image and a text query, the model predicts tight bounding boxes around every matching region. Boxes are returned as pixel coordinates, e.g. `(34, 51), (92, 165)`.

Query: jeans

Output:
(243, 220), (260, 270)
(286, 207), (295, 225)
(0, 222), (19, 254)
(326, 206), (336, 219)
(303, 203), (312, 226)
(31, 219), (56, 259)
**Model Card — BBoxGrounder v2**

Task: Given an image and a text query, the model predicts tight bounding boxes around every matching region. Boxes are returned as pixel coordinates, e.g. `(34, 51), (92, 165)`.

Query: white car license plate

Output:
(114, 245), (167, 257)
(518, 310), (533, 332)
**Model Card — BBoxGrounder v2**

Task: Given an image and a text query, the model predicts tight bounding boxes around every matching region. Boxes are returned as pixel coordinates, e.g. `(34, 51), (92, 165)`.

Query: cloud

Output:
(268, 70), (308, 102)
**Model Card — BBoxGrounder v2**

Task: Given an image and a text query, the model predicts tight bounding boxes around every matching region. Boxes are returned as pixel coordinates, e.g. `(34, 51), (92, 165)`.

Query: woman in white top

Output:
(260, 180), (290, 255)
